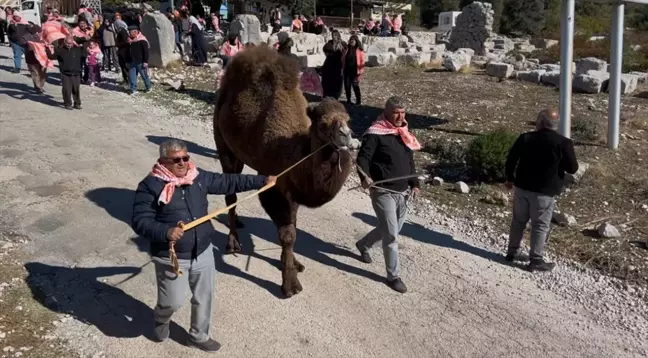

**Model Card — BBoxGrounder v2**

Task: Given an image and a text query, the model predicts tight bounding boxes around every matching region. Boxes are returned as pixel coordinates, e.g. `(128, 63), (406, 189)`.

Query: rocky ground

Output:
(1, 45), (648, 358)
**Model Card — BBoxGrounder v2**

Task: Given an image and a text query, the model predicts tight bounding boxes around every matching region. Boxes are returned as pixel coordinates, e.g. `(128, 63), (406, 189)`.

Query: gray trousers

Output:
(507, 187), (555, 261)
(357, 188), (409, 280)
(153, 244), (215, 343)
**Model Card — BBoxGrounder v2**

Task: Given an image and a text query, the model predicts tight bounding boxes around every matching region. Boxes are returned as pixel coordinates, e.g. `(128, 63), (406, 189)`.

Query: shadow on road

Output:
(0, 79), (62, 107)
(146, 135), (219, 160)
(351, 212), (504, 263)
(215, 214), (387, 286)
(85, 187), (135, 225)
(23, 262), (188, 343)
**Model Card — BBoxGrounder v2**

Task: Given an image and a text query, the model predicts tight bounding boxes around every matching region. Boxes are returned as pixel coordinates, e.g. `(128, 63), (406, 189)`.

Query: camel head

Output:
(306, 98), (353, 150)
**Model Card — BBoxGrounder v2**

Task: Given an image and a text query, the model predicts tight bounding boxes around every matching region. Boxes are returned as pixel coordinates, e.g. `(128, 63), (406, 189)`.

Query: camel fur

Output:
(213, 45), (353, 297)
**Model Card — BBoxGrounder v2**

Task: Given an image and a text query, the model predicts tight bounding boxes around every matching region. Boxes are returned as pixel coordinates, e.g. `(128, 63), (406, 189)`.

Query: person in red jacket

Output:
(341, 35), (365, 105)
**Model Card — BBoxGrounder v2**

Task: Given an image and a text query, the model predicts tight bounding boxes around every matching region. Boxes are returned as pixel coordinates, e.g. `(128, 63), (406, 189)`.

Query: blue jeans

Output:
(127, 63), (151, 93)
(11, 42), (24, 70)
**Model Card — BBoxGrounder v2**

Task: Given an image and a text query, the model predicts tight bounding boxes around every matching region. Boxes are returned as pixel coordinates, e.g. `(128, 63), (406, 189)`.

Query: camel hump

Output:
(219, 45), (301, 100)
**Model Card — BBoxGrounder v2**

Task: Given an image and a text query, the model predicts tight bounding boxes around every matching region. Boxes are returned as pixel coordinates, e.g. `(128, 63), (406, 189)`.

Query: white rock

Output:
(229, 14), (262, 45)
(573, 70), (609, 94)
(140, 13), (180, 68)
(455, 181), (470, 194)
(172, 100), (191, 106)
(597, 222), (621, 238)
(619, 73), (639, 94)
(576, 57), (607, 74)
(367, 53), (397, 67)
(444, 52), (472, 72)
(164, 79), (185, 91)
(486, 62), (514, 78)
(432, 177), (444, 186)
(516, 69), (545, 84)
(565, 162), (589, 184)
(541, 71), (562, 87)
(628, 71), (648, 83)
(540, 63), (560, 72)
(399, 52), (432, 65)
(553, 211), (578, 227)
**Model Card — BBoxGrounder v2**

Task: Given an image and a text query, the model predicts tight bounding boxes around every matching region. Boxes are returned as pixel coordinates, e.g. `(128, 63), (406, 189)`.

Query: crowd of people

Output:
(359, 13), (406, 37)
(164, 7), (218, 66)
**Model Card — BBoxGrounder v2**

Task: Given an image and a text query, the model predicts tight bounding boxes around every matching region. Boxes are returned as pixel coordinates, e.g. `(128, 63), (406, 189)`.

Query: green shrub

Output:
(571, 117), (601, 142)
(427, 139), (467, 164)
(466, 129), (518, 182)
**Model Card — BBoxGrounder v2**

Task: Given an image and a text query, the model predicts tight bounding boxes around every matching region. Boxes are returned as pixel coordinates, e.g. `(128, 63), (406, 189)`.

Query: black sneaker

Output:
(187, 338), (222, 352)
(153, 321), (169, 342)
(505, 253), (530, 262)
(65, 105), (73, 110)
(355, 241), (372, 263)
(73, 104), (82, 109)
(388, 278), (407, 293)
(527, 259), (556, 272)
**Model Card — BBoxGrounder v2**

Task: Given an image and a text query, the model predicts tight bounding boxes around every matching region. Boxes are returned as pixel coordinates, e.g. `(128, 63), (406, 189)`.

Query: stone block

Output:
(576, 57), (607, 74)
(367, 52), (398, 67)
(486, 62), (514, 78)
(516, 69), (545, 84)
(629, 71), (648, 83)
(541, 71), (561, 87)
(364, 36), (401, 54)
(444, 51), (471, 72)
(620, 73), (639, 94)
(399, 52), (432, 65)
(573, 70), (609, 93)
(140, 13), (179, 68)
(229, 14), (262, 45)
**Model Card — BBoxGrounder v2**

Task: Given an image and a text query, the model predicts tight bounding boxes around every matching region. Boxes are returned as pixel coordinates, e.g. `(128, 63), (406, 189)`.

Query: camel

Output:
(213, 45), (354, 297)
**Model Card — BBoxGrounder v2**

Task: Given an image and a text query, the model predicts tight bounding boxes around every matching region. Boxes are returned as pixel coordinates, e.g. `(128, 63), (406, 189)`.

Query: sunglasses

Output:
(164, 155), (190, 164)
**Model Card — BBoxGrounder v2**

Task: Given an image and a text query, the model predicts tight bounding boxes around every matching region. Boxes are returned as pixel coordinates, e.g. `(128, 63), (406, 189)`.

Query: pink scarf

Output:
(129, 32), (149, 47)
(365, 115), (421, 151)
(150, 162), (199, 205)
(72, 26), (90, 38)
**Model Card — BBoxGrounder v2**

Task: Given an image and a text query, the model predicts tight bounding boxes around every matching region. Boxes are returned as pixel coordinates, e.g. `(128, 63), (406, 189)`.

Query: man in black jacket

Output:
(46, 36), (83, 109)
(354, 96), (421, 293)
(132, 139), (275, 352)
(504, 108), (579, 272)
(126, 25), (151, 95)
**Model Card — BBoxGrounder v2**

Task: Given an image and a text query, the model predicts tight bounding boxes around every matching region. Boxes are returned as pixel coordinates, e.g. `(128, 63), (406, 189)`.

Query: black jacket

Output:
(131, 169), (267, 260)
(46, 45), (83, 75)
(356, 133), (419, 192)
(7, 23), (40, 45)
(115, 28), (130, 58)
(505, 128), (579, 196)
(127, 39), (149, 64)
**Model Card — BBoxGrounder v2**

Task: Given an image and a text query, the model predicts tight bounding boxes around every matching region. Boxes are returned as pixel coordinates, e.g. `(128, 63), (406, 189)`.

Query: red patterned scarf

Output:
(150, 162), (199, 205)
(365, 114), (421, 151)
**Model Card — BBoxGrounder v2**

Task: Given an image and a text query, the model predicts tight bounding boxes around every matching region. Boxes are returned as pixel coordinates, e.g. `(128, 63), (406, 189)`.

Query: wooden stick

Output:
(347, 173), (422, 192)
(178, 143), (330, 232)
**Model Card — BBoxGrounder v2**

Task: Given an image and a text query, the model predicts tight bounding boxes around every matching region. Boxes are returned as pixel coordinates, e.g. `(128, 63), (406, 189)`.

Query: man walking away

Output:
(132, 139), (276, 352)
(355, 96), (422, 293)
(126, 25), (151, 95)
(504, 108), (579, 272)
(46, 36), (83, 110)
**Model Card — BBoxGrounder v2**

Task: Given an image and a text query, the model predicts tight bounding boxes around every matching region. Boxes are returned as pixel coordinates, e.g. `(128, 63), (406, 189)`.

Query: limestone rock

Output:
(565, 162), (589, 184)
(432, 177), (444, 186)
(628, 71), (648, 83)
(455, 181), (470, 194)
(399, 52), (432, 65)
(365, 36), (401, 54)
(597, 222), (621, 238)
(448, 2), (495, 55)
(620, 73), (639, 94)
(229, 14), (262, 45)
(164, 79), (185, 91)
(541, 71), (561, 87)
(553, 211), (577, 227)
(576, 57), (607, 74)
(140, 13), (179, 68)
(444, 51), (472, 72)
(532, 38), (559, 49)
(573, 70), (609, 93)
(367, 53), (398, 67)
(430, 50), (444, 62)
(486, 62), (514, 78)
(516, 69), (545, 84)
(540, 64), (560, 72)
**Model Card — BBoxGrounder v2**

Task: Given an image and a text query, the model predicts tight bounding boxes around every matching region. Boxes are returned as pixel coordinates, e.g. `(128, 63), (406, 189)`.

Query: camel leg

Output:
(213, 123), (245, 254)
(259, 188), (304, 297)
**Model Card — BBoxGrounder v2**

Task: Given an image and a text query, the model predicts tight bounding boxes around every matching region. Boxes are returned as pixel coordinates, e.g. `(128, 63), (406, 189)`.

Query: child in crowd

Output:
(86, 40), (103, 86)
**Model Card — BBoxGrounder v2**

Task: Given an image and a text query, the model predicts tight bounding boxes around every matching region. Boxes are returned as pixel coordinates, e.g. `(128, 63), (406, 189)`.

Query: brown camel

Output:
(213, 45), (354, 297)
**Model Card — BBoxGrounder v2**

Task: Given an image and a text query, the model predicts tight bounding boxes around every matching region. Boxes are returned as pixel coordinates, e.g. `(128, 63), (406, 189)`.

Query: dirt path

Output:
(0, 47), (646, 358)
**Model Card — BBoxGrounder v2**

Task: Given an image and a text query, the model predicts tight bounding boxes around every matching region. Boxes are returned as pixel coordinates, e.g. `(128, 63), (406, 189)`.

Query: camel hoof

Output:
(282, 270), (303, 298)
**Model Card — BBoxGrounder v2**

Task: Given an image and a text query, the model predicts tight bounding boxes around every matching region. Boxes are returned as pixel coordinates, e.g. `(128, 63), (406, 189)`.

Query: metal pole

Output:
(607, 1), (624, 150)
(559, 0), (575, 138)
(350, 0), (353, 28)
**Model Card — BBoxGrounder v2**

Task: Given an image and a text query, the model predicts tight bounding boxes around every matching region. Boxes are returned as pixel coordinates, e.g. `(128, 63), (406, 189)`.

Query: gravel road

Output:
(1, 46), (646, 358)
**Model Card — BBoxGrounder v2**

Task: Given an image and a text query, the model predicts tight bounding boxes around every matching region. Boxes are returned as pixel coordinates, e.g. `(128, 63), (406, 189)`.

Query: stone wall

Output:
(448, 2), (495, 56)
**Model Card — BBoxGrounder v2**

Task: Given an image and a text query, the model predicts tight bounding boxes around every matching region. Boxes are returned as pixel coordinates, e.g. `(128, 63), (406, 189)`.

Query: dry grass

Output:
(458, 65), (474, 74)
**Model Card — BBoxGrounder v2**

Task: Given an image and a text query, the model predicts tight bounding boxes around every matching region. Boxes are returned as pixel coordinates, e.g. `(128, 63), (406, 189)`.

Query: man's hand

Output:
(166, 227), (184, 242)
(410, 187), (420, 200)
(361, 178), (373, 189)
(504, 181), (514, 190)
(265, 175), (277, 186)
(143, 63), (148, 68)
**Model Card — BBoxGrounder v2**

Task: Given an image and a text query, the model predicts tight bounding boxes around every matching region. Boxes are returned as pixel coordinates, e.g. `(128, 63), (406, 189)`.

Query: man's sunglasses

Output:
(164, 155), (190, 164)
